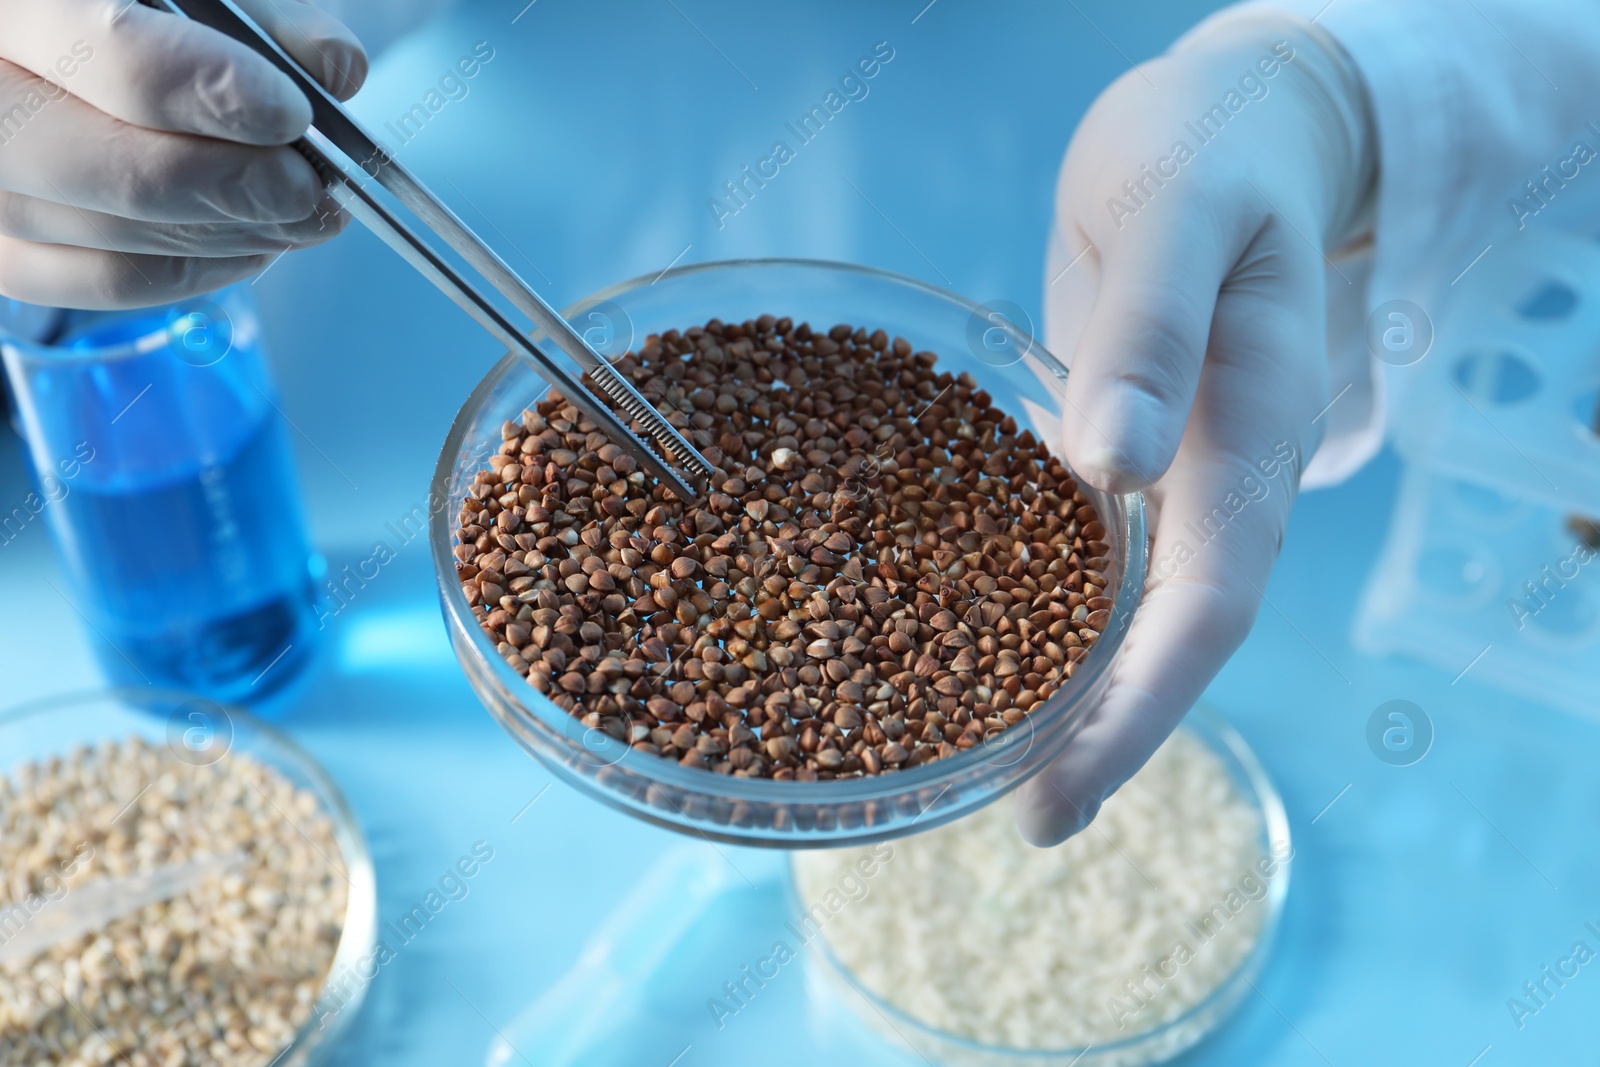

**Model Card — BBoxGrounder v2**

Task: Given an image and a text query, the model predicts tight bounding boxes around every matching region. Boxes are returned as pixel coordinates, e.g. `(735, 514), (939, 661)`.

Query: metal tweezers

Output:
(146, 0), (713, 502)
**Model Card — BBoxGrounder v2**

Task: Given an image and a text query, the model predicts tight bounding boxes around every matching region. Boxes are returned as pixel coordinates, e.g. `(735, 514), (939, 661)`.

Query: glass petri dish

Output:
(0, 689), (377, 1067)
(788, 709), (1291, 1066)
(430, 259), (1148, 847)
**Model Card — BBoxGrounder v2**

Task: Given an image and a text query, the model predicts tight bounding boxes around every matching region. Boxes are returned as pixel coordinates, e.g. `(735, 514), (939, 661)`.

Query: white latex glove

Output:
(0, 0), (367, 309)
(1016, 10), (1375, 844)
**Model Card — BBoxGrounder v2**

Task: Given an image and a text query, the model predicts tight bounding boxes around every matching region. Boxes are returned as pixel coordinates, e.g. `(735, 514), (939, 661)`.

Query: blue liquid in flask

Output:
(14, 296), (317, 698)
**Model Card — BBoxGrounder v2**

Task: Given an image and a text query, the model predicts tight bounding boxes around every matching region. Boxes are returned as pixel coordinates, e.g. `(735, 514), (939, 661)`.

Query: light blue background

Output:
(3, 2), (1598, 1064)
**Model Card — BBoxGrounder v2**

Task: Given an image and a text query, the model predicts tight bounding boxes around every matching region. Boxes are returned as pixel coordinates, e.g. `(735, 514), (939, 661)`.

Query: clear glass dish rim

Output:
(0, 686), (379, 1064)
(786, 706), (1293, 1060)
(428, 256), (1149, 805)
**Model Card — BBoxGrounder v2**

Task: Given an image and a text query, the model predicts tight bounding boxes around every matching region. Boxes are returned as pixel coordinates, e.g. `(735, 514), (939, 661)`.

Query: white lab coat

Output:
(1237, 0), (1600, 486)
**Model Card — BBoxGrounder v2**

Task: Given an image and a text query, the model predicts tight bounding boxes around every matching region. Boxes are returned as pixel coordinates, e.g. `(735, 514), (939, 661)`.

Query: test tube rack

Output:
(1354, 229), (1600, 718)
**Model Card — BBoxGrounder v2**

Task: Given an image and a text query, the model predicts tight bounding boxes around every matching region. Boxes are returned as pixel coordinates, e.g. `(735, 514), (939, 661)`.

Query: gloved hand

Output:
(1015, 10), (1375, 844)
(0, 0), (366, 310)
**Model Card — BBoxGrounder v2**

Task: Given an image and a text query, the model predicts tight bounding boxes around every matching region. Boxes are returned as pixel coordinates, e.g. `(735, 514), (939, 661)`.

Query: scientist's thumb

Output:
(1014, 10), (1374, 844)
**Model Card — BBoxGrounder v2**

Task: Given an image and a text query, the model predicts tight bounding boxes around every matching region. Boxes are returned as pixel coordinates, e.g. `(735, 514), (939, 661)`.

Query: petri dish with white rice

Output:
(792, 709), (1289, 1067)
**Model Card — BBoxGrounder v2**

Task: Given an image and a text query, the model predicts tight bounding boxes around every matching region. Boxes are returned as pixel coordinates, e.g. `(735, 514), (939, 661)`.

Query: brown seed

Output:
(647, 696), (680, 722)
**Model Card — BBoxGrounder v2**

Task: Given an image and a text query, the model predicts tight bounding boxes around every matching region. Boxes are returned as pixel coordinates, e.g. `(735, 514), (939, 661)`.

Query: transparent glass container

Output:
(0, 287), (318, 700)
(0, 689), (377, 1066)
(431, 259), (1148, 847)
(791, 710), (1292, 1067)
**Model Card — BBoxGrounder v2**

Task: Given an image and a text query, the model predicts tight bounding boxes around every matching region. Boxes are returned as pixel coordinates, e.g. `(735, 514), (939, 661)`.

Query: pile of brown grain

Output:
(454, 316), (1112, 779)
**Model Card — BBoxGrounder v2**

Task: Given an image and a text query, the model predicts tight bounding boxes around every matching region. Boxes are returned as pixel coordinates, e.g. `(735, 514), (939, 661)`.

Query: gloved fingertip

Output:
(245, 75), (315, 145)
(229, 150), (324, 223)
(303, 197), (352, 239)
(1015, 788), (1099, 847)
(318, 36), (370, 101)
(1068, 441), (1154, 496)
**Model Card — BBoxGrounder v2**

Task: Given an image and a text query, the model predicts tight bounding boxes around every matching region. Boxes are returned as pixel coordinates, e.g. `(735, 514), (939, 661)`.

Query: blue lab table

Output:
(3, 3), (1597, 1064)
